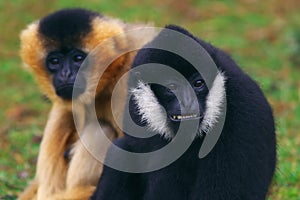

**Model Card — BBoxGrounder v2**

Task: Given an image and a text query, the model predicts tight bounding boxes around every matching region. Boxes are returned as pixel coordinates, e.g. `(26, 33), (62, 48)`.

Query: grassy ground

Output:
(0, 0), (300, 199)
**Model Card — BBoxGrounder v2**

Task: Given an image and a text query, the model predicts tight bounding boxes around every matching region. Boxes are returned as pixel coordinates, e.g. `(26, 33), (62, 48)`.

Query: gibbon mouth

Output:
(56, 85), (85, 99)
(169, 114), (202, 122)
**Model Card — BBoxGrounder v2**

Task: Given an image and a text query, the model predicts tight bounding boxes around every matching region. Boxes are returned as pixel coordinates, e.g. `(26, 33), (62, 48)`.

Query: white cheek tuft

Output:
(130, 81), (173, 140)
(199, 72), (226, 135)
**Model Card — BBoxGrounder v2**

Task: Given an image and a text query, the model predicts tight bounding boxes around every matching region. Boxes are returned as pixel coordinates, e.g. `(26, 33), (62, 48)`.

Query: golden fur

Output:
(18, 12), (154, 200)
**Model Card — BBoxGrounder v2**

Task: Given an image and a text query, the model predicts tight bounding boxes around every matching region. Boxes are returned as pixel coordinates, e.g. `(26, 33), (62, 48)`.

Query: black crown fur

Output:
(39, 8), (101, 45)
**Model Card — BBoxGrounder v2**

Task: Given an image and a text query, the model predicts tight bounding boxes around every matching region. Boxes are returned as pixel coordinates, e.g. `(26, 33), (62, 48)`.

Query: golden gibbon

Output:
(18, 8), (154, 200)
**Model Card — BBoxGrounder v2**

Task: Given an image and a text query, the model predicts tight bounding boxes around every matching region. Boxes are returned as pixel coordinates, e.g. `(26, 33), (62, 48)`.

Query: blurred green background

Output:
(0, 0), (299, 199)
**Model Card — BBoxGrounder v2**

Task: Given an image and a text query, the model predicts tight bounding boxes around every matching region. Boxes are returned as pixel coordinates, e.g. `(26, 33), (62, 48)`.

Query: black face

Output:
(151, 72), (208, 129)
(46, 48), (87, 100)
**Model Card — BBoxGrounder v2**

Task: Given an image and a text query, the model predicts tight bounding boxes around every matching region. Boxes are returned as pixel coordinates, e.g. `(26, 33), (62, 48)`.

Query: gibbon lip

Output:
(56, 84), (85, 99)
(169, 114), (202, 122)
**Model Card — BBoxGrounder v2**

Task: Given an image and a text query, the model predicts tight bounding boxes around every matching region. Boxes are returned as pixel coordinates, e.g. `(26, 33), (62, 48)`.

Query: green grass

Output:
(0, 0), (300, 199)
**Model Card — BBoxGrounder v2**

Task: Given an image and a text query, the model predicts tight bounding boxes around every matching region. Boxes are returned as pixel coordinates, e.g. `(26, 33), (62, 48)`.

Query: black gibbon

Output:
(18, 8), (153, 200)
(92, 25), (277, 200)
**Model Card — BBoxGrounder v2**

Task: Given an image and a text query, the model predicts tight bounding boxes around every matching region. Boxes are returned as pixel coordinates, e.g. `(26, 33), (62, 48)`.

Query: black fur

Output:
(92, 25), (276, 200)
(39, 8), (100, 47)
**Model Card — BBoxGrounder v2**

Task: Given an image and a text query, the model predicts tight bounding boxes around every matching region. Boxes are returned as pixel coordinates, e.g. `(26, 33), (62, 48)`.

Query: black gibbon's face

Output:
(46, 48), (87, 100)
(151, 72), (209, 129)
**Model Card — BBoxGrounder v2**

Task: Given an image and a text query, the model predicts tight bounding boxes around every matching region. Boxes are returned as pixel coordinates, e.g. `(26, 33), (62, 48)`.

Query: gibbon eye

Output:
(73, 54), (85, 63)
(194, 80), (205, 88)
(167, 83), (177, 91)
(49, 57), (60, 65)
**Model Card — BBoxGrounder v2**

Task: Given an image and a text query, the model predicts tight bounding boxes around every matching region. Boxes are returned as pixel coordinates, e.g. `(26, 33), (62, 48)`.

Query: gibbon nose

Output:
(58, 67), (76, 84)
(180, 101), (200, 116)
(60, 65), (72, 79)
(179, 91), (200, 115)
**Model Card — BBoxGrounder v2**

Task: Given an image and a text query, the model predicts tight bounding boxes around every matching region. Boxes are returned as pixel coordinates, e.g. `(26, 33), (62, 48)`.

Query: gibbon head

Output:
(20, 8), (130, 104)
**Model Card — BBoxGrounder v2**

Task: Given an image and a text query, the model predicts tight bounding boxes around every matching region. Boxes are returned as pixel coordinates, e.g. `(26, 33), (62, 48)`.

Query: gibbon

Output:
(92, 25), (276, 200)
(18, 8), (153, 200)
